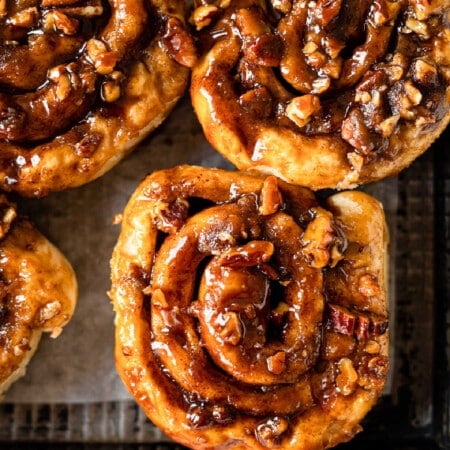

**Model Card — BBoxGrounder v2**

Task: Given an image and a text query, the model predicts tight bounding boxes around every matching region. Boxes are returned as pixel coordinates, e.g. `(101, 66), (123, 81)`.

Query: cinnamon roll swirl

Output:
(110, 165), (389, 449)
(0, 195), (77, 397)
(0, 0), (195, 197)
(190, 0), (450, 189)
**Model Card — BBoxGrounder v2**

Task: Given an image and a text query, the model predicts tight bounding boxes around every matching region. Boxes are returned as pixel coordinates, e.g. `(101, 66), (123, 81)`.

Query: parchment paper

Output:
(3, 95), (396, 404)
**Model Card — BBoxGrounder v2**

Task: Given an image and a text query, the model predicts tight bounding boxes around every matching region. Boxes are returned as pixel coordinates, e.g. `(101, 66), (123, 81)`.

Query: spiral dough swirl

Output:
(0, 0), (196, 196)
(110, 166), (389, 449)
(190, 0), (450, 189)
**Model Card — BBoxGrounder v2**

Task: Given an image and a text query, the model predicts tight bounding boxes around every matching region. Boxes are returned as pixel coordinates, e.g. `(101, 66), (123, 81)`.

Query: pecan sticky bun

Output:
(110, 166), (389, 449)
(190, 0), (450, 189)
(0, 0), (196, 197)
(0, 195), (77, 397)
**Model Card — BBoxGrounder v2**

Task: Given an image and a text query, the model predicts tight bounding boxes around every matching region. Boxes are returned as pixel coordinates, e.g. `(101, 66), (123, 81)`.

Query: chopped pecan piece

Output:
(267, 351), (287, 374)
(189, 5), (220, 31)
(286, 94), (322, 128)
(256, 417), (289, 448)
(411, 58), (438, 87)
(46, 10), (79, 35)
(162, 17), (198, 68)
(328, 303), (356, 335)
(341, 108), (376, 154)
(8, 7), (39, 28)
(259, 176), (283, 215)
(302, 207), (338, 268)
(152, 198), (190, 233)
(101, 80), (121, 103)
(358, 273), (381, 297)
(336, 358), (358, 396)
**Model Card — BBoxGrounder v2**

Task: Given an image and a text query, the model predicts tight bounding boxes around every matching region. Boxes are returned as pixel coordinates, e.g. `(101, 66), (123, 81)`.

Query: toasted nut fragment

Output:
(405, 17), (430, 39)
(303, 41), (319, 55)
(256, 416), (289, 447)
(365, 340), (381, 354)
(86, 38), (108, 61)
(312, 76), (331, 94)
(336, 358), (358, 395)
(411, 59), (438, 86)
(328, 303), (357, 335)
(218, 311), (242, 345)
(101, 80), (121, 102)
(92, 52), (118, 75)
(259, 176), (283, 215)
(151, 198), (190, 233)
(162, 17), (198, 68)
(410, 0), (435, 20)
(267, 351), (286, 374)
(0, 0), (6, 17)
(47, 10), (79, 35)
(302, 207), (336, 268)
(404, 80), (423, 106)
(358, 273), (381, 297)
(271, 0), (292, 14)
(370, 0), (394, 26)
(355, 314), (371, 339)
(189, 5), (219, 30)
(306, 50), (327, 69)
(0, 204), (16, 239)
(378, 114), (400, 137)
(74, 132), (102, 157)
(355, 91), (372, 104)
(342, 108), (375, 154)
(8, 7), (39, 27)
(286, 94), (322, 128)
(322, 36), (345, 59)
(384, 63), (404, 82)
(322, 58), (343, 79)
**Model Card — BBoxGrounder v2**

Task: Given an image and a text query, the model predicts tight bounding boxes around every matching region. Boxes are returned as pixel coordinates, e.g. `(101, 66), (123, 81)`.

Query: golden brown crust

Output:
(0, 195), (77, 397)
(190, 0), (450, 190)
(110, 165), (389, 449)
(0, 0), (195, 197)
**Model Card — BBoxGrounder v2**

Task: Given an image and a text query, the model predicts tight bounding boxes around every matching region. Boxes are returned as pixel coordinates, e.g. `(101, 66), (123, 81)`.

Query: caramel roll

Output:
(0, 0), (196, 197)
(110, 166), (389, 449)
(0, 195), (77, 397)
(191, 0), (450, 189)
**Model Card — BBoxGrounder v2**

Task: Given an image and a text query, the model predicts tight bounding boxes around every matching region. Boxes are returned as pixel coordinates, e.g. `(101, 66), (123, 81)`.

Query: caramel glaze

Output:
(0, 0), (196, 197)
(191, 0), (450, 189)
(0, 194), (77, 396)
(110, 166), (389, 449)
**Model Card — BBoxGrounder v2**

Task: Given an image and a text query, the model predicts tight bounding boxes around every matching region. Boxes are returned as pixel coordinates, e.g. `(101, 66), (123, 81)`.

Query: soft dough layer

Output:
(191, 0), (450, 189)
(0, 0), (195, 197)
(110, 165), (389, 450)
(0, 195), (77, 397)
